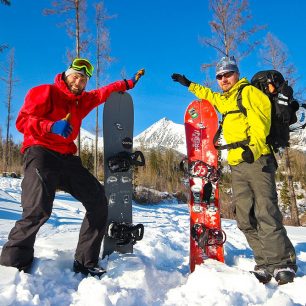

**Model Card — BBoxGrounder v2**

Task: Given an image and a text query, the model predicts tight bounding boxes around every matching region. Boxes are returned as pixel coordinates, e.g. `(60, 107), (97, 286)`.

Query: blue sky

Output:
(0, 0), (306, 142)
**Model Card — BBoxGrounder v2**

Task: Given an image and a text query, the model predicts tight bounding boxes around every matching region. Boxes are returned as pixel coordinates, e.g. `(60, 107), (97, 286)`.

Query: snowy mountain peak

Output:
(134, 118), (186, 155)
(80, 127), (103, 150)
(157, 117), (170, 123)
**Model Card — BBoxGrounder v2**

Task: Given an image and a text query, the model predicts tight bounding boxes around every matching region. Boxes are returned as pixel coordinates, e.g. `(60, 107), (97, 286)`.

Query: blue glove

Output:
(132, 68), (145, 85)
(51, 118), (72, 138)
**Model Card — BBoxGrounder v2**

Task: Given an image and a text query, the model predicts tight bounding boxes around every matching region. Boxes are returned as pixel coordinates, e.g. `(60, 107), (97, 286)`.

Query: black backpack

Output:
(250, 70), (299, 152)
(214, 70), (299, 153)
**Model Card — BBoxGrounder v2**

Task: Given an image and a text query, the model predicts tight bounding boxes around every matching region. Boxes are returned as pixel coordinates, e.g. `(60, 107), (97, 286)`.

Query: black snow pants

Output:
(0, 146), (108, 269)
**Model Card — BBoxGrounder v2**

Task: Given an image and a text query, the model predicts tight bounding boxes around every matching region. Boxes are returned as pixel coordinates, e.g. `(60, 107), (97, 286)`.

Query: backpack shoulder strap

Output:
(236, 84), (251, 116)
(213, 83), (251, 150)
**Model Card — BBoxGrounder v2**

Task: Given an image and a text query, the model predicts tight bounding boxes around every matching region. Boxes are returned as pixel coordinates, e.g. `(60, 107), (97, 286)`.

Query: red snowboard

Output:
(184, 99), (225, 272)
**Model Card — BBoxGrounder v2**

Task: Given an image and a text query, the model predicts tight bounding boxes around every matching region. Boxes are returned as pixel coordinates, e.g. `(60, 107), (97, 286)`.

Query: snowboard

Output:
(183, 99), (225, 272)
(102, 92), (144, 258)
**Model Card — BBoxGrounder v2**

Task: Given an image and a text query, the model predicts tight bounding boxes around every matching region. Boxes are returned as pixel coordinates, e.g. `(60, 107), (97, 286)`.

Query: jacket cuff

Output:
(188, 82), (196, 91)
(126, 79), (134, 90)
(44, 121), (54, 133)
(248, 145), (260, 162)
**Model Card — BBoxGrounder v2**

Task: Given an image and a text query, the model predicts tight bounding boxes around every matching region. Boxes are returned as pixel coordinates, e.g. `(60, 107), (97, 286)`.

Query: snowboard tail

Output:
(183, 99), (225, 272)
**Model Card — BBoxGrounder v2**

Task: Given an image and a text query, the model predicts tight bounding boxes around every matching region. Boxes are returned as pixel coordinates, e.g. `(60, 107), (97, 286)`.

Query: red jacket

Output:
(16, 73), (134, 154)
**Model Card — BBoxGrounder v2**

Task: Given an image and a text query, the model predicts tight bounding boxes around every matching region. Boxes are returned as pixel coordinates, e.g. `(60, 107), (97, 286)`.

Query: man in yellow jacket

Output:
(172, 56), (297, 285)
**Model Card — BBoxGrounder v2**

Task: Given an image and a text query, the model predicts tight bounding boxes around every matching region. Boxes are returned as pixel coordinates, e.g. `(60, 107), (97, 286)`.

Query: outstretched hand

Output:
(171, 73), (191, 87)
(132, 68), (145, 85)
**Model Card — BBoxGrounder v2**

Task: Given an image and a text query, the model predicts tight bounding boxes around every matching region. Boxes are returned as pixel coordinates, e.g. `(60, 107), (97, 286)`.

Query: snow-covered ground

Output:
(0, 177), (305, 306)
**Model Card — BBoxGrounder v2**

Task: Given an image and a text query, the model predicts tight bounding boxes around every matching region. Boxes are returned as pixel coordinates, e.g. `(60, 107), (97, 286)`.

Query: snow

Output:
(0, 177), (306, 306)
(80, 127), (103, 151)
(290, 128), (306, 153)
(133, 118), (187, 155)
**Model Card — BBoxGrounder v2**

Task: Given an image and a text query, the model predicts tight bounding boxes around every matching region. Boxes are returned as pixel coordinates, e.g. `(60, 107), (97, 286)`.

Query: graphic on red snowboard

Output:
(183, 99), (226, 272)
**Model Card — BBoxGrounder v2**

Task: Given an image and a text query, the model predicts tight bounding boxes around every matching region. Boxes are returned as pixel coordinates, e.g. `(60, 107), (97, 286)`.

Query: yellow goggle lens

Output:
(71, 58), (94, 77)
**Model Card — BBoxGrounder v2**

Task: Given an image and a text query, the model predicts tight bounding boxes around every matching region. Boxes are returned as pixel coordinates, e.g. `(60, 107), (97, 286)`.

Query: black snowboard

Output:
(102, 91), (135, 257)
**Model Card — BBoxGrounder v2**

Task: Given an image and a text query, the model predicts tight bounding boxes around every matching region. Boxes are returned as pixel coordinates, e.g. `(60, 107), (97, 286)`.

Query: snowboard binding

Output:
(180, 158), (221, 182)
(191, 223), (226, 249)
(107, 222), (144, 246)
(108, 151), (145, 173)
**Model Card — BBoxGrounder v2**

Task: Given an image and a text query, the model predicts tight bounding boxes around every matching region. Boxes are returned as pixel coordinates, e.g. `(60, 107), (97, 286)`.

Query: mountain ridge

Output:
(80, 118), (306, 155)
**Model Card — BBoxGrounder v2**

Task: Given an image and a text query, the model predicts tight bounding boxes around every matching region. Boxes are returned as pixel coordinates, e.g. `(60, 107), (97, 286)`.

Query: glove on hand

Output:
(132, 68), (145, 85)
(51, 114), (72, 138)
(242, 146), (254, 164)
(171, 73), (191, 87)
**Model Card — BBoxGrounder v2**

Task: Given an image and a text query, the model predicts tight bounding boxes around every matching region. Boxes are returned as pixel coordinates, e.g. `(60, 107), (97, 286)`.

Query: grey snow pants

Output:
(0, 146), (108, 269)
(231, 154), (297, 274)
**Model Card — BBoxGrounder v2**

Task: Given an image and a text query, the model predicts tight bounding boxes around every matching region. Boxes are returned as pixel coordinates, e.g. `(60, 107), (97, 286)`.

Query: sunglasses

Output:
(70, 58), (94, 77)
(216, 71), (235, 80)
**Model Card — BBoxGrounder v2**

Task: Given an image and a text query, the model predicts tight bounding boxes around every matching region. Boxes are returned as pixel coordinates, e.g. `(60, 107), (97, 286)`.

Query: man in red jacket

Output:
(0, 58), (144, 277)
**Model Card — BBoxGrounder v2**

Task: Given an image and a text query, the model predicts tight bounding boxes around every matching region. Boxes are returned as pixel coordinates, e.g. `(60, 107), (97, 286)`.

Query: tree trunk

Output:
(75, 0), (81, 156)
(94, 106), (99, 178)
(284, 147), (300, 226)
(3, 49), (14, 173)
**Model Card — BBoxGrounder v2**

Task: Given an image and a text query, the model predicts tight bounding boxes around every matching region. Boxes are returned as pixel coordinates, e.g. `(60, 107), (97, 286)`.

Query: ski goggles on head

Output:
(70, 58), (94, 78)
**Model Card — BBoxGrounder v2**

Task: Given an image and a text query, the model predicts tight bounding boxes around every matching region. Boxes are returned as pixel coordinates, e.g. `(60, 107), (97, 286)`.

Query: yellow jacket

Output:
(188, 78), (271, 166)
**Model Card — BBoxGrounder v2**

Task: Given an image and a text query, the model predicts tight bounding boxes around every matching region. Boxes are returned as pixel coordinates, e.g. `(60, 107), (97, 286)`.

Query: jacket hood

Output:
(54, 73), (86, 98)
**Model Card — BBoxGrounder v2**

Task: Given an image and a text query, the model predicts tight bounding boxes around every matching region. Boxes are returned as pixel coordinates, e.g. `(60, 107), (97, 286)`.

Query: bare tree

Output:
(260, 32), (306, 99)
(1, 0), (10, 52)
(200, 0), (265, 71)
(44, 0), (89, 59)
(259, 33), (300, 226)
(1, 48), (17, 173)
(43, 0), (89, 155)
(260, 33), (297, 84)
(0, 45), (8, 53)
(0, 0), (10, 5)
(283, 149), (300, 225)
(93, 2), (115, 178)
(120, 67), (127, 80)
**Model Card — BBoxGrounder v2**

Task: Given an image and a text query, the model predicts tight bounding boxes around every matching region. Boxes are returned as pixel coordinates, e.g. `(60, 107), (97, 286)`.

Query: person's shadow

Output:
(294, 242), (306, 277)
